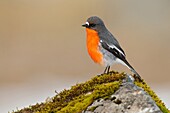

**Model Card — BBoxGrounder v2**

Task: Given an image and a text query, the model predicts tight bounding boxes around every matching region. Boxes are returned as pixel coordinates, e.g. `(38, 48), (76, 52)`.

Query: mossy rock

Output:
(14, 71), (169, 113)
(135, 81), (170, 113)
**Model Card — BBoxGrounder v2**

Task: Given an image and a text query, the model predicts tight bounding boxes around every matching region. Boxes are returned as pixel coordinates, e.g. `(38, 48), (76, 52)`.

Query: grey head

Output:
(82, 16), (107, 32)
(82, 16), (120, 46)
(82, 16), (126, 56)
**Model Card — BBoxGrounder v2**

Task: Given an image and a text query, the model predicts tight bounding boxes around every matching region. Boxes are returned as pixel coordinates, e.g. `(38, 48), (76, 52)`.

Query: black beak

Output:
(82, 23), (87, 27)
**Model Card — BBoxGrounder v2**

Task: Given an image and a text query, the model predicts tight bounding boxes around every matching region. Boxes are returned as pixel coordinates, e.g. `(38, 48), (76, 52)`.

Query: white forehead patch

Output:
(86, 21), (89, 26)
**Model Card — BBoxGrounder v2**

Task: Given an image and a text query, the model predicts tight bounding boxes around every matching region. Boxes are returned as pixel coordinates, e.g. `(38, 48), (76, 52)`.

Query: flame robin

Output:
(82, 16), (141, 80)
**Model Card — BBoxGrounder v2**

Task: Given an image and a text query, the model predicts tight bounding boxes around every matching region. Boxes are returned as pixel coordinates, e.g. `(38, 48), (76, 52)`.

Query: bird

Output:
(82, 16), (142, 80)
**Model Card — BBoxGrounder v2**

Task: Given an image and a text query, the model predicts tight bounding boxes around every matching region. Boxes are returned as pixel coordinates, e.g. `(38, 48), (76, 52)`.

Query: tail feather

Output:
(130, 68), (142, 80)
(117, 58), (142, 80)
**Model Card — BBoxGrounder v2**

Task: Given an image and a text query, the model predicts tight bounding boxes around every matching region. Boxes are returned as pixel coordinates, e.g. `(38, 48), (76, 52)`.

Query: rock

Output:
(84, 75), (162, 113)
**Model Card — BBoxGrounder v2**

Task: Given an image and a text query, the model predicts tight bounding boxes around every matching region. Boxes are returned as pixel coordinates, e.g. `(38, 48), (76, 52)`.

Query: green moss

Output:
(14, 71), (125, 113)
(135, 80), (170, 113)
(14, 71), (170, 113)
(58, 82), (120, 113)
(88, 105), (98, 112)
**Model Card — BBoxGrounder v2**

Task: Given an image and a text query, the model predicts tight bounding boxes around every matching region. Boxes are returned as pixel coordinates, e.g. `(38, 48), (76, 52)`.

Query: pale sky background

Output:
(0, 0), (170, 113)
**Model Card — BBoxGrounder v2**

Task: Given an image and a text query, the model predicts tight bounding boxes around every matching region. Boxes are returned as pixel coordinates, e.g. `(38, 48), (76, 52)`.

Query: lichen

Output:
(87, 105), (98, 112)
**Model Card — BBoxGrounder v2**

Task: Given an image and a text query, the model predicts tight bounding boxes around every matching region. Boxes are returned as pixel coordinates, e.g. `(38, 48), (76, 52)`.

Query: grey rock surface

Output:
(83, 76), (162, 113)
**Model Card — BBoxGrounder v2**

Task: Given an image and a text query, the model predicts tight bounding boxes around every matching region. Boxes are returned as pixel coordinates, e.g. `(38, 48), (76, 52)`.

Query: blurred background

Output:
(0, 0), (170, 112)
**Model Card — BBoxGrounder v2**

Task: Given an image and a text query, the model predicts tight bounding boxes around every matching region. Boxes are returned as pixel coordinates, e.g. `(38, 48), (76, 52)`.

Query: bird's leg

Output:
(107, 66), (110, 74)
(103, 66), (108, 74)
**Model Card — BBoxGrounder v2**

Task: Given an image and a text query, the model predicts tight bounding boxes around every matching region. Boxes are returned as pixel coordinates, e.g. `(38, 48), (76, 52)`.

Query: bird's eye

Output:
(89, 24), (96, 27)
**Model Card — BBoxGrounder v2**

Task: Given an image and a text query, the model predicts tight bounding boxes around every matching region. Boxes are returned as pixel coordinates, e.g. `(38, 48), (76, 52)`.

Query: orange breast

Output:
(86, 28), (103, 65)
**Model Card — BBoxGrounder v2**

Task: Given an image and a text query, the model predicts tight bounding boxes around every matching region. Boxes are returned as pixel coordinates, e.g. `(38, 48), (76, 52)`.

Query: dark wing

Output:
(98, 30), (126, 56)
(100, 40), (134, 70)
